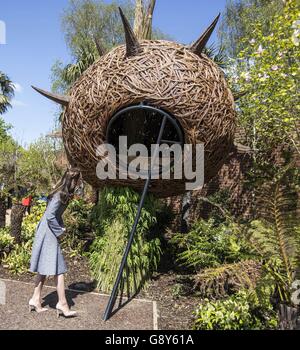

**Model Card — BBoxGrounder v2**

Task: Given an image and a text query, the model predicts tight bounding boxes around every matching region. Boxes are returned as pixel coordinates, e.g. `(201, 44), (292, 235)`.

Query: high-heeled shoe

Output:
(28, 299), (48, 313)
(56, 303), (77, 318)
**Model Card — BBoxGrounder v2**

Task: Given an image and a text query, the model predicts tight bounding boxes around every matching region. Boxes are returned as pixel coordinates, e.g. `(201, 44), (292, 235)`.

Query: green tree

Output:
(0, 118), (12, 141)
(0, 72), (15, 115)
(17, 137), (63, 194)
(0, 138), (19, 228)
(52, 0), (135, 93)
(223, 0), (300, 156)
(219, 0), (285, 58)
(0, 106), (16, 228)
(51, 0), (169, 94)
(240, 0), (299, 152)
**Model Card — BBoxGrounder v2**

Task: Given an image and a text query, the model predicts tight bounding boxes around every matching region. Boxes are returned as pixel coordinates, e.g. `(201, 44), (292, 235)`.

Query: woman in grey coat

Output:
(29, 168), (81, 317)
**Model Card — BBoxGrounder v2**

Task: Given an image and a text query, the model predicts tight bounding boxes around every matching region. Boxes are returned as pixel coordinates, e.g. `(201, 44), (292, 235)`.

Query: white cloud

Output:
(13, 83), (23, 93)
(11, 99), (27, 107)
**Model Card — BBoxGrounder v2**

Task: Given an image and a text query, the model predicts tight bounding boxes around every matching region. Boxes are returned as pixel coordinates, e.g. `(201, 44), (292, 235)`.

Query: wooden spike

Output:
(190, 14), (221, 56)
(32, 86), (70, 107)
(119, 7), (141, 57)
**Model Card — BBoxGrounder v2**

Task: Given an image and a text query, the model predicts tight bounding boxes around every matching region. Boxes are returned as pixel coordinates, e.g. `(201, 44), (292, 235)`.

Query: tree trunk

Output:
(134, 0), (144, 39)
(10, 204), (25, 244)
(127, 1), (157, 146)
(142, 0), (156, 40)
(279, 304), (299, 330)
(0, 196), (6, 228)
(134, 0), (156, 40)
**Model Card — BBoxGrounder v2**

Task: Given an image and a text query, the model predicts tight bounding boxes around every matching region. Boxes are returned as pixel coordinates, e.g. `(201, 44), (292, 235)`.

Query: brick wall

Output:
(166, 125), (255, 231)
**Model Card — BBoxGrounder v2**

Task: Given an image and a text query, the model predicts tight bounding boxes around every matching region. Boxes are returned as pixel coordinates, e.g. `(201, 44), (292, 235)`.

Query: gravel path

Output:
(0, 279), (157, 330)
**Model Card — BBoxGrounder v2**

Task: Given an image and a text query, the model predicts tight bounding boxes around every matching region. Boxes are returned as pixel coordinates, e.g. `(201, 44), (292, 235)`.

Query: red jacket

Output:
(22, 196), (32, 207)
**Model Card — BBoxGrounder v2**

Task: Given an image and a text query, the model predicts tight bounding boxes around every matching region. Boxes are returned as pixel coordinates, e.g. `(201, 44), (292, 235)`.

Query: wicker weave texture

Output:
(62, 40), (236, 197)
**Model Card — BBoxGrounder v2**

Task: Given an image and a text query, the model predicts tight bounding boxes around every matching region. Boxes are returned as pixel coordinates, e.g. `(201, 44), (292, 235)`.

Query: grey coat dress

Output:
(30, 193), (68, 276)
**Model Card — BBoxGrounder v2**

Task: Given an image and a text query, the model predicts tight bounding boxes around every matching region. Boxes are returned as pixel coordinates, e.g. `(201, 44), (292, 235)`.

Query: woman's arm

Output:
(46, 196), (65, 238)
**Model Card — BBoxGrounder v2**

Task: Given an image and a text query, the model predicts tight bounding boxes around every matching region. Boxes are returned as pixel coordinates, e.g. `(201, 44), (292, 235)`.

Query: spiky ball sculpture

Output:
(33, 9), (236, 198)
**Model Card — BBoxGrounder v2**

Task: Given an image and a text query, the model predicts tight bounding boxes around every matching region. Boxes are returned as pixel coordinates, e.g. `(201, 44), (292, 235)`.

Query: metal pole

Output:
(103, 115), (168, 321)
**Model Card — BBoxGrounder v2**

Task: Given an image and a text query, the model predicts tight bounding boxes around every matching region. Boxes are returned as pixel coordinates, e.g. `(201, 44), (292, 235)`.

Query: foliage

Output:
(203, 45), (228, 70)
(227, 0), (300, 155)
(51, 0), (135, 94)
(219, 0), (285, 58)
(1, 136), (62, 198)
(0, 138), (20, 195)
(171, 283), (186, 299)
(17, 137), (63, 194)
(88, 187), (162, 293)
(194, 289), (278, 330)
(0, 227), (15, 254)
(247, 221), (299, 304)
(63, 0), (134, 57)
(0, 201), (46, 274)
(194, 260), (261, 299)
(0, 118), (12, 141)
(0, 72), (15, 115)
(1, 198), (94, 274)
(52, 0), (169, 96)
(244, 162), (300, 305)
(21, 201), (47, 243)
(170, 218), (251, 271)
(61, 198), (93, 257)
(196, 189), (233, 225)
(2, 242), (31, 275)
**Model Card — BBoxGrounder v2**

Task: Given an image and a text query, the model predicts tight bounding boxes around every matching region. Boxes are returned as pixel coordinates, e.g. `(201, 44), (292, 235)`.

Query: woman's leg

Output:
(30, 274), (47, 308)
(55, 274), (69, 309)
(55, 274), (77, 317)
(31, 274), (46, 303)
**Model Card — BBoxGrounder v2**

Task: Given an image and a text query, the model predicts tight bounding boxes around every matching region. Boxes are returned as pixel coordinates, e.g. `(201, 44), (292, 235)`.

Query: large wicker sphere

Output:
(62, 40), (236, 197)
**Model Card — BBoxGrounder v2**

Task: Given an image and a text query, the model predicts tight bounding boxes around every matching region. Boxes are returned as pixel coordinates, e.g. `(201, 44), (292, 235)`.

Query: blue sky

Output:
(0, 0), (227, 146)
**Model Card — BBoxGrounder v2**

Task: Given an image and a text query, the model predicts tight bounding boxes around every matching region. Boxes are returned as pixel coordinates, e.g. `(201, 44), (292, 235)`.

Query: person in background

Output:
(28, 168), (81, 318)
(22, 195), (32, 215)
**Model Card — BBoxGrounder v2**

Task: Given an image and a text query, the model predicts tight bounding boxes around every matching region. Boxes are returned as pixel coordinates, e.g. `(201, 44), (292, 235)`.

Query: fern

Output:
(170, 218), (251, 270)
(247, 173), (300, 303)
(194, 260), (261, 298)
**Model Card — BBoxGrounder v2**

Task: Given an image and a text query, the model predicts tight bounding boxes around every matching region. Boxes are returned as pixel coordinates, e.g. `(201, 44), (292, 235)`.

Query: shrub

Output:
(194, 289), (278, 330)
(170, 218), (251, 270)
(0, 201), (46, 274)
(62, 198), (93, 257)
(2, 242), (31, 275)
(22, 200), (47, 243)
(246, 179), (300, 304)
(0, 227), (14, 254)
(194, 260), (262, 298)
(88, 187), (162, 294)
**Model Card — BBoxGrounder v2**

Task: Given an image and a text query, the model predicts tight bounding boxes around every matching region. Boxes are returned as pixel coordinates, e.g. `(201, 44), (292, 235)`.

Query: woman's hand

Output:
(57, 228), (67, 242)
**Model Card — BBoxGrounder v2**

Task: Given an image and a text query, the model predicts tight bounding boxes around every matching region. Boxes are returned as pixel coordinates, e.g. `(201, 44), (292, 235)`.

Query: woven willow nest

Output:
(33, 11), (236, 198)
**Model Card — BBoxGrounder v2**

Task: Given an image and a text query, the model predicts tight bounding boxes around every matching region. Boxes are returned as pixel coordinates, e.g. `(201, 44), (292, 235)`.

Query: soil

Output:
(143, 272), (199, 330)
(0, 251), (200, 330)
